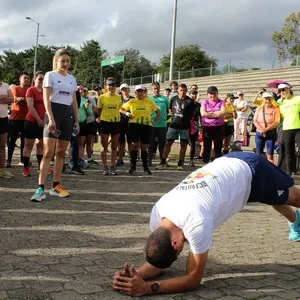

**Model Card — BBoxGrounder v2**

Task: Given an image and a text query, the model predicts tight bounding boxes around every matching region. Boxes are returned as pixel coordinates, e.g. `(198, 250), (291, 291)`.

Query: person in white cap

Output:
(277, 83), (300, 176)
(120, 84), (160, 175)
(253, 91), (280, 163)
(116, 83), (134, 167)
(233, 91), (249, 145)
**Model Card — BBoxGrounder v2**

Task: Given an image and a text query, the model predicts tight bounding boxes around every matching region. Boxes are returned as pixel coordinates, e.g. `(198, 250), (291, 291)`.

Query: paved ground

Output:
(0, 149), (300, 300)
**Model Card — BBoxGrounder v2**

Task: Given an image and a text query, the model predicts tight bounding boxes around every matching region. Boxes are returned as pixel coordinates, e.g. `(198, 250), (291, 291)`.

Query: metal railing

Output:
(123, 59), (300, 86)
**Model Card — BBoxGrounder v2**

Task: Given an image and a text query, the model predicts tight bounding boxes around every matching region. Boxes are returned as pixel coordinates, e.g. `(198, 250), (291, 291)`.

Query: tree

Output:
(74, 40), (107, 88)
(272, 12), (300, 62)
(158, 44), (217, 73)
(114, 48), (155, 80)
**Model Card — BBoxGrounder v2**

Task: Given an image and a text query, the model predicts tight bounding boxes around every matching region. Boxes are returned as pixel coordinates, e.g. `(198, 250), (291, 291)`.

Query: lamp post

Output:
(169, 0), (178, 81)
(26, 17), (40, 75)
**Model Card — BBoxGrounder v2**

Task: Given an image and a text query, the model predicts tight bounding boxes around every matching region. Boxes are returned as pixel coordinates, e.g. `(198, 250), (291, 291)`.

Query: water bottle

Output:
(72, 123), (79, 137)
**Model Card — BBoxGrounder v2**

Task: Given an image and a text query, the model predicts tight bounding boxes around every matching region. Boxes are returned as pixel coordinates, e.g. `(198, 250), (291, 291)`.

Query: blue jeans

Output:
(255, 131), (275, 155)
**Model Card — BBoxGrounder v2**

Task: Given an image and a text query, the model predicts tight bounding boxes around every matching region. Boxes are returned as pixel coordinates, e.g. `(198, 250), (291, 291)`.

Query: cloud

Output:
(0, 0), (299, 68)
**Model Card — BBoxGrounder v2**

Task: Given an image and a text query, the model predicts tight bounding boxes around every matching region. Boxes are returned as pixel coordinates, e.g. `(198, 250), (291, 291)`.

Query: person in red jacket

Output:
(7, 72), (31, 167)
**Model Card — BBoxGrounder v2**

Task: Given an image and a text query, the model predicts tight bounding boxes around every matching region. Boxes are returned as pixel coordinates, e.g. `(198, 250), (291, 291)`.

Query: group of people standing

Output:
(1, 47), (299, 201)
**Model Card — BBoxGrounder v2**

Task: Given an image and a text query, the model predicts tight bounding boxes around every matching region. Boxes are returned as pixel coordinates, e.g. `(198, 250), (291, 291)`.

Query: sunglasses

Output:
(208, 92), (217, 95)
(264, 97), (271, 100)
(278, 88), (288, 92)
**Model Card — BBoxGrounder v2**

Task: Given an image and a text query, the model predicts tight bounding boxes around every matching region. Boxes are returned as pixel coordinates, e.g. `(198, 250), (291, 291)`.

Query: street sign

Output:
(101, 55), (125, 67)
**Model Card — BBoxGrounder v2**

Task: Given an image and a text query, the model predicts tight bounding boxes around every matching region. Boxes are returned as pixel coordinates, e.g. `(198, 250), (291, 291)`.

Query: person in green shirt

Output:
(148, 82), (169, 166)
(278, 83), (300, 176)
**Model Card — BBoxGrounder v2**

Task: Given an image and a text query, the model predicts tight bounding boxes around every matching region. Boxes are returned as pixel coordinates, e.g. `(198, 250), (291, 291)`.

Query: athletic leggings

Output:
(282, 129), (300, 175)
(202, 125), (224, 163)
(7, 120), (25, 163)
(189, 132), (198, 161)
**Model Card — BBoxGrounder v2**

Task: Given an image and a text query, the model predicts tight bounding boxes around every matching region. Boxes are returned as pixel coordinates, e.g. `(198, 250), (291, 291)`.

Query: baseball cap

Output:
(261, 91), (273, 98)
(135, 84), (145, 91)
(226, 93), (235, 99)
(189, 89), (198, 94)
(207, 86), (218, 93)
(278, 83), (291, 89)
(237, 90), (244, 96)
(106, 79), (116, 85)
(83, 87), (88, 92)
(120, 83), (129, 90)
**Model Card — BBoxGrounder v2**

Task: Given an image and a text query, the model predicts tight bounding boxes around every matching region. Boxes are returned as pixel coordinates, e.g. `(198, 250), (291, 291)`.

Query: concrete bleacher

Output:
(133, 66), (300, 100)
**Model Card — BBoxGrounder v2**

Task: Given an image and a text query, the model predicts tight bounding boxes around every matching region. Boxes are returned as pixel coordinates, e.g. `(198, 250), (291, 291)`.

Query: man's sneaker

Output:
(5, 161), (11, 168)
(110, 166), (118, 175)
(288, 209), (300, 242)
(128, 166), (136, 174)
(49, 184), (70, 198)
(22, 167), (31, 177)
(143, 168), (152, 175)
(0, 169), (14, 179)
(155, 163), (169, 170)
(71, 167), (84, 175)
(177, 165), (184, 171)
(31, 187), (46, 202)
(68, 160), (74, 169)
(116, 159), (124, 167)
(102, 165), (110, 175)
(47, 168), (53, 175)
(87, 158), (99, 165)
(189, 161), (195, 167)
(50, 160), (54, 167)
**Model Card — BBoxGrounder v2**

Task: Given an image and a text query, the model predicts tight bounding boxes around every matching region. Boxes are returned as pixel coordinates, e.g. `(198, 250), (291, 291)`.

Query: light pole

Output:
(26, 17), (40, 75)
(169, 0), (178, 81)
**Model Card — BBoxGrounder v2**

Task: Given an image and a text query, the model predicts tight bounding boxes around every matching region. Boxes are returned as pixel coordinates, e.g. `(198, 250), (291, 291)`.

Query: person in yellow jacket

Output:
(278, 83), (300, 176)
(120, 85), (160, 175)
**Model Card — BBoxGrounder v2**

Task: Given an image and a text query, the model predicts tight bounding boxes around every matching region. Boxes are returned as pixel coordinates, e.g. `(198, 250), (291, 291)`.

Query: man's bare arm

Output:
(113, 251), (208, 296)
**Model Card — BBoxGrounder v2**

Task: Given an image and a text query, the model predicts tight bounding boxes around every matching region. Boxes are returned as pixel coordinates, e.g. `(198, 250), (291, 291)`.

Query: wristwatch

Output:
(150, 282), (160, 293)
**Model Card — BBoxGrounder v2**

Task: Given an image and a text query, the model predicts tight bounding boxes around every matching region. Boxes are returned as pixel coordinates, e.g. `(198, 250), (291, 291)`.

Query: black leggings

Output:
(7, 120), (25, 163)
(202, 125), (224, 163)
(283, 129), (300, 175)
(189, 132), (198, 161)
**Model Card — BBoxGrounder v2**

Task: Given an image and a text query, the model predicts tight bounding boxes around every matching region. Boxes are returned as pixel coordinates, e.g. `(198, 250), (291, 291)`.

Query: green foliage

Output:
(114, 48), (155, 80)
(73, 40), (107, 88)
(158, 44), (217, 73)
(272, 12), (300, 62)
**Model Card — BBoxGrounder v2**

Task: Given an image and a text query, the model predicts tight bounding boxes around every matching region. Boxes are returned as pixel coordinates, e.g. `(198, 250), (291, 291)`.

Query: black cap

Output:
(226, 93), (235, 99)
(189, 89), (198, 94)
(207, 86), (218, 93)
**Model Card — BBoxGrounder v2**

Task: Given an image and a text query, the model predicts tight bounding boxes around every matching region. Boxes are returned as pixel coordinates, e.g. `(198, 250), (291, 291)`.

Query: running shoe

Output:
(87, 158), (99, 165)
(155, 163), (169, 170)
(143, 168), (152, 175)
(116, 159), (124, 167)
(177, 165), (184, 171)
(5, 161), (11, 168)
(22, 167), (31, 177)
(110, 166), (118, 175)
(31, 187), (46, 202)
(71, 167), (84, 175)
(102, 165), (110, 175)
(128, 166), (136, 174)
(49, 184), (70, 198)
(189, 161), (195, 167)
(289, 209), (300, 242)
(0, 169), (14, 179)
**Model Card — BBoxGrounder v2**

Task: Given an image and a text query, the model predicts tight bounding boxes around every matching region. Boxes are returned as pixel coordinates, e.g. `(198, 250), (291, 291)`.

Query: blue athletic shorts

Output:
(225, 152), (294, 205)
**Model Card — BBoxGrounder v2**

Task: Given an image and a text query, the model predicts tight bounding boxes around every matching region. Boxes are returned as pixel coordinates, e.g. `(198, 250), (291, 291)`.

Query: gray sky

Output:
(0, 0), (299, 69)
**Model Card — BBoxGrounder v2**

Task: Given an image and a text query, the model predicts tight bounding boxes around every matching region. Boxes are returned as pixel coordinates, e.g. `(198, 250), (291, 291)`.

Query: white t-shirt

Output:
(150, 157), (252, 254)
(43, 71), (77, 106)
(234, 99), (249, 118)
(0, 82), (10, 118)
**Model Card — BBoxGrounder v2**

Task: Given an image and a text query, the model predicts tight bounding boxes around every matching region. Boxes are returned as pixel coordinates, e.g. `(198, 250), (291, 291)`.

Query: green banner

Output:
(101, 55), (125, 67)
